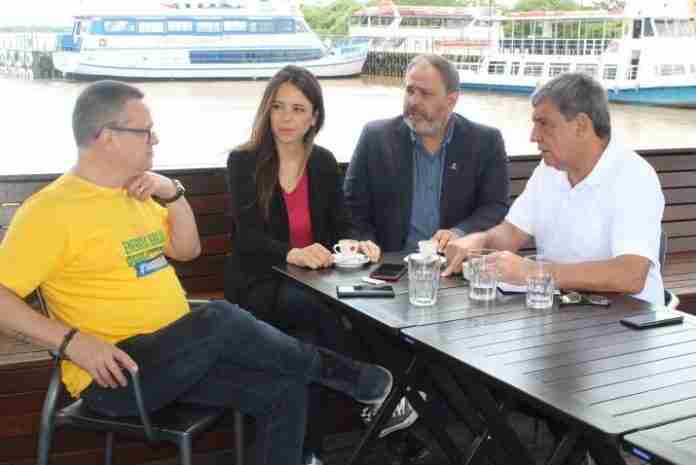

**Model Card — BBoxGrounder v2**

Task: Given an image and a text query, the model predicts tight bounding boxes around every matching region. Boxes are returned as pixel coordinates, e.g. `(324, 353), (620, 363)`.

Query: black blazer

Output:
(224, 145), (350, 306)
(343, 114), (510, 252)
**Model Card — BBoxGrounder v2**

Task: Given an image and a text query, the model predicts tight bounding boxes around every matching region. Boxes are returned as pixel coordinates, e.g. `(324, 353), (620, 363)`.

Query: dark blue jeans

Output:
(81, 301), (321, 465)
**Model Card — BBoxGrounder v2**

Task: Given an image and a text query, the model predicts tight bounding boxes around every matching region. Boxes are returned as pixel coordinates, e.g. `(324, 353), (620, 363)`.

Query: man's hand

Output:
(494, 251), (528, 285)
(125, 172), (176, 201)
(287, 243), (333, 269)
(65, 332), (138, 389)
(431, 229), (458, 253)
(442, 233), (487, 276)
(358, 240), (381, 262)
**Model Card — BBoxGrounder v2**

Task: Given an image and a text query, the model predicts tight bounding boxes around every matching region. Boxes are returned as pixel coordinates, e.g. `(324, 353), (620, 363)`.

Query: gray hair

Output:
(531, 72), (611, 139)
(406, 54), (460, 94)
(72, 80), (144, 148)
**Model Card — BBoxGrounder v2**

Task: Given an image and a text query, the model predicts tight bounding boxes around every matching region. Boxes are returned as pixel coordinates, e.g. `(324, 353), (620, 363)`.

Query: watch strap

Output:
(155, 179), (185, 204)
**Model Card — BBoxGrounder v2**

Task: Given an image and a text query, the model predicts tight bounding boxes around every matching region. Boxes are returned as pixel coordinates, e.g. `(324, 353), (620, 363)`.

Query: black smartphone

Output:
(620, 312), (684, 329)
(369, 263), (407, 282)
(336, 285), (395, 298)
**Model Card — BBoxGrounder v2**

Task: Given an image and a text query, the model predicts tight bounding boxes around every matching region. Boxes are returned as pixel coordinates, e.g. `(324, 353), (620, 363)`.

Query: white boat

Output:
(52, 1), (368, 79)
(349, 1), (494, 54)
(456, 0), (696, 107)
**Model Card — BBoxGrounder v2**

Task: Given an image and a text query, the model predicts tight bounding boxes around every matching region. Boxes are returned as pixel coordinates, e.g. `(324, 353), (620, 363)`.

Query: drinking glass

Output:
(468, 249), (498, 301)
(408, 252), (441, 306)
(525, 255), (555, 310)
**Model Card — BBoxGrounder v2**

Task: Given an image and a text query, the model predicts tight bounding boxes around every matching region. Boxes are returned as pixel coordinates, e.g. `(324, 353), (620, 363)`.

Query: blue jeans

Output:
(81, 301), (321, 465)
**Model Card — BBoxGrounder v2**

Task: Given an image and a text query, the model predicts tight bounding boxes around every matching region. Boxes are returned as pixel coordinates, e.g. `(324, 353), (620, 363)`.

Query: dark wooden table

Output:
(403, 295), (696, 465)
(623, 416), (696, 465)
(274, 252), (477, 465)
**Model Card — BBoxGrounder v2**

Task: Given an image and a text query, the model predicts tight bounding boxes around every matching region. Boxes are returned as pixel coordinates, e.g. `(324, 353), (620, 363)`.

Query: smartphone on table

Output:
(620, 311), (684, 329)
(369, 263), (407, 282)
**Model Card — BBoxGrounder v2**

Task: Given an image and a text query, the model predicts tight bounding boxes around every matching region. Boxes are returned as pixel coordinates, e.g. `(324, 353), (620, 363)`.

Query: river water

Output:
(2, 75), (696, 175)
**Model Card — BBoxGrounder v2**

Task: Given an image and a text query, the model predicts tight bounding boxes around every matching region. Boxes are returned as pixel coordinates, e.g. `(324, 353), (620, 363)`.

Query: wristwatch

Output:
(155, 179), (186, 204)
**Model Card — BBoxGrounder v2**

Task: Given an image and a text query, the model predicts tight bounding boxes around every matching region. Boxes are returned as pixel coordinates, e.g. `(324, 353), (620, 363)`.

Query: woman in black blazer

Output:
(225, 65), (380, 464)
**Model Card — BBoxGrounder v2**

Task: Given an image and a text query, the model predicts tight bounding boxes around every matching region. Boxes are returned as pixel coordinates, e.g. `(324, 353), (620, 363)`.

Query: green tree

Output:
(510, 0), (582, 11)
(591, 0), (626, 10)
(301, 0), (363, 35)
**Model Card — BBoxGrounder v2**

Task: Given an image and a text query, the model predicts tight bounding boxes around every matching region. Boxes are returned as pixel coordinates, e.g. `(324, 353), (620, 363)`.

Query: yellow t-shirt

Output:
(0, 174), (189, 397)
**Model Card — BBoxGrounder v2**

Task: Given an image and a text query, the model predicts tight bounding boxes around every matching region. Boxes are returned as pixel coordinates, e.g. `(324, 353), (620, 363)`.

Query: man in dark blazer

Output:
(344, 54), (510, 253)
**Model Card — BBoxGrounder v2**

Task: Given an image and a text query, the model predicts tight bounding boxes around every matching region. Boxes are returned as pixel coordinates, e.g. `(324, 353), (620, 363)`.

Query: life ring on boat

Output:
(99, 38), (107, 48)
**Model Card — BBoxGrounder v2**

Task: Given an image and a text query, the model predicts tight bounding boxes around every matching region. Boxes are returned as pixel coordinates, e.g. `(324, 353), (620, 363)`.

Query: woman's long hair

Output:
(238, 65), (325, 222)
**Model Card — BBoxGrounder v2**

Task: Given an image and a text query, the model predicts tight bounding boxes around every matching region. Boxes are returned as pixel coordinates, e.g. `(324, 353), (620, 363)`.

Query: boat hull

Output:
(53, 50), (367, 79)
(459, 82), (696, 108)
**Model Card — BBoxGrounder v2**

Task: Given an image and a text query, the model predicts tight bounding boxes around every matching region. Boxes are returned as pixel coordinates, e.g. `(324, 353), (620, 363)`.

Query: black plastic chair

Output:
(35, 294), (245, 465)
(660, 231), (680, 309)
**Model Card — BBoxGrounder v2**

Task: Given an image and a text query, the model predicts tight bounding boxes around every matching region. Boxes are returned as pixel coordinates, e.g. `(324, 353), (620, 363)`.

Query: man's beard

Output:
(404, 109), (442, 137)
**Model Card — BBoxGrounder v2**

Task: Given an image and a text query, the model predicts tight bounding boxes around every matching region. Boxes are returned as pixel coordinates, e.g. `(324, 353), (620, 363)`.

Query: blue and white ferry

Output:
(52, 1), (368, 79)
(455, 0), (696, 107)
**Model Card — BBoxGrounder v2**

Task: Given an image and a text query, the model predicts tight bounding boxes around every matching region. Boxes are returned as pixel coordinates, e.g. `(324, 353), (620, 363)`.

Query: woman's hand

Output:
(287, 243), (333, 269)
(358, 240), (381, 262)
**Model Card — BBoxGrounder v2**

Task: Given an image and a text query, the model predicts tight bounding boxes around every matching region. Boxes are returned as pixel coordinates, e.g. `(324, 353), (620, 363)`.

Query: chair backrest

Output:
(659, 231), (668, 271)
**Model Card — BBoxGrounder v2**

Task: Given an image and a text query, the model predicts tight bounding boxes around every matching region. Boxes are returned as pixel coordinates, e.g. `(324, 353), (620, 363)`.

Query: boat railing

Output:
(497, 38), (611, 57)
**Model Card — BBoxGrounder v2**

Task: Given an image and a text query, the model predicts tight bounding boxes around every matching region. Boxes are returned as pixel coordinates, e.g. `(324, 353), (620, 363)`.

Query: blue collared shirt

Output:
(405, 117), (455, 251)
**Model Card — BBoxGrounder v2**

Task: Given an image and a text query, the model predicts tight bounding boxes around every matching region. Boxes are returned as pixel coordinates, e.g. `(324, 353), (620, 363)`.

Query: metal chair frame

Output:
(35, 294), (244, 465)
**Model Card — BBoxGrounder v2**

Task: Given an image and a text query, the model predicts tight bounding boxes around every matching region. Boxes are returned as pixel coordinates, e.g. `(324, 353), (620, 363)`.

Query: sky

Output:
(0, 0), (157, 27)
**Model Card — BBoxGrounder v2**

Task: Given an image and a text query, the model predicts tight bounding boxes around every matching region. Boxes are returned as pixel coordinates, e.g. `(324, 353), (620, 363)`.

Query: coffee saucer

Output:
(333, 253), (369, 269)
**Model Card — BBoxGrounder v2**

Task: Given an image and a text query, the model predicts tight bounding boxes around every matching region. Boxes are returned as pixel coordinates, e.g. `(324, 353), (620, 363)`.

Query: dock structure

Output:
(0, 32), (61, 80)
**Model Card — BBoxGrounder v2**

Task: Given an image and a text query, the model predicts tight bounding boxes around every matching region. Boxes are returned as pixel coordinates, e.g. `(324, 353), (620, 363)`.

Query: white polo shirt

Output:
(507, 138), (665, 305)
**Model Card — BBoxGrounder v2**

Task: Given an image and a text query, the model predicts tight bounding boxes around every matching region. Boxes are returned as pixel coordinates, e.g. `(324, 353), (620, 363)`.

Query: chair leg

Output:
(36, 423), (55, 465)
(234, 412), (245, 465)
(179, 437), (193, 465)
(104, 432), (114, 465)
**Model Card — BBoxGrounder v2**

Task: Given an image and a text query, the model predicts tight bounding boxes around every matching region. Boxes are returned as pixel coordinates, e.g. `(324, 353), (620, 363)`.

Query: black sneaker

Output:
(316, 348), (393, 405)
(302, 451), (324, 465)
(362, 396), (419, 438)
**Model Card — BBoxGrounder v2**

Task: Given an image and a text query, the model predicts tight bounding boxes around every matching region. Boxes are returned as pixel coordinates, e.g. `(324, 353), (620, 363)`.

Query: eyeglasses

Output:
(104, 125), (157, 144)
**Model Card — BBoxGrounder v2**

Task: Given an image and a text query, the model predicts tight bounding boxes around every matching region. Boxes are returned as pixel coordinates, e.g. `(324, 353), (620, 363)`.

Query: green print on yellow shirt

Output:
(123, 230), (167, 267)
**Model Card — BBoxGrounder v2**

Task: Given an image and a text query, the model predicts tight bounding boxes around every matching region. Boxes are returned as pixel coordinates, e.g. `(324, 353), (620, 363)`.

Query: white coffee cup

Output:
(333, 239), (359, 258)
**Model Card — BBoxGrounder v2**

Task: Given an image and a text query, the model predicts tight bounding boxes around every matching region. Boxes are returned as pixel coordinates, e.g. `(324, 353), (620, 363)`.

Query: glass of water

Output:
(408, 252), (441, 306)
(525, 255), (555, 310)
(467, 249), (498, 301)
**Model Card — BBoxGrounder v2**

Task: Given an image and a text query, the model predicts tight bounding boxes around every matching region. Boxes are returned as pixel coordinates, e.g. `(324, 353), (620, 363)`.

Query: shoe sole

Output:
(358, 365), (393, 405)
(378, 408), (419, 438)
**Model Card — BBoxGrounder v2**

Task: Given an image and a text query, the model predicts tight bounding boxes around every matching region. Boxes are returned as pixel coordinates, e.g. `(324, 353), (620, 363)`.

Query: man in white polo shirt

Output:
(443, 72), (665, 305)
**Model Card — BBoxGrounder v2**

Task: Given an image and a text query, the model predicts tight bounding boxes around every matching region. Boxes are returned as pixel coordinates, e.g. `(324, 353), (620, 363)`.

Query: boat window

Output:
(431, 18), (443, 28)
(276, 19), (294, 33)
(658, 64), (686, 76)
(196, 21), (222, 33)
(103, 20), (136, 34)
(488, 61), (505, 74)
(678, 20), (693, 37)
(248, 20), (274, 33)
(296, 21), (309, 32)
(445, 19), (466, 29)
(602, 65), (617, 80)
(401, 17), (418, 27)
(575, 64), (598, 78)
(168, 20), (194, 32)
(360, 16), (368, 26)
(606, 20), (623, 38)
(523, 62), (544, 77)
(380, 17), (394, 26)
(223, 20), (247, 32)
(643, 18), (654, 37)
(137, 21), (165, 34)
(549, 63), (570, 77)
(510, 62), (520, 75)
(632, 19), (642, 39)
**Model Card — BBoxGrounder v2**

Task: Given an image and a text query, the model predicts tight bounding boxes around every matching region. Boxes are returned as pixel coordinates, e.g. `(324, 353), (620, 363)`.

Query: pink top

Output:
(282, 171), (314, 249)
